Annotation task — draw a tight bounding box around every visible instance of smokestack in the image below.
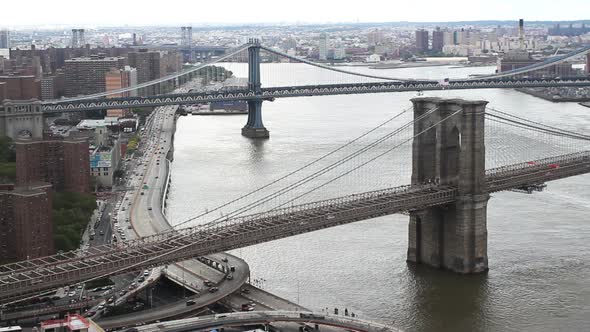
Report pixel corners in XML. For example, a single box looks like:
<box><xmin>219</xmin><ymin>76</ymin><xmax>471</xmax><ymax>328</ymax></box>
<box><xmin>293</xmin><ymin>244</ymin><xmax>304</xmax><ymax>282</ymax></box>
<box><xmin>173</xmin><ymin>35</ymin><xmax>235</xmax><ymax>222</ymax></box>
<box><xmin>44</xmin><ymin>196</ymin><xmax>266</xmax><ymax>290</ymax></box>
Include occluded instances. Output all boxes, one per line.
<box><xmin>519</xmin><ymin>19</ymin><xmax>524</xmax><ymax>50</ymax></box>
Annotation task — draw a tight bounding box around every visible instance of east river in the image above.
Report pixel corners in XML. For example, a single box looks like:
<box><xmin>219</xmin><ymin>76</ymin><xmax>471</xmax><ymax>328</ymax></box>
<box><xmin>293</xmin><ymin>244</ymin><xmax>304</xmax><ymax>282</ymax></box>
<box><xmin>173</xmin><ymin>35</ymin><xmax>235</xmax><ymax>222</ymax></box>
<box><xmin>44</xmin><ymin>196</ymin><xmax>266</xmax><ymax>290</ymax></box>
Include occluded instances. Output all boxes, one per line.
<box><xmin>167</xmin><ymin>63</ymin><xmax>590</xmax><ymax>331</ymax></box>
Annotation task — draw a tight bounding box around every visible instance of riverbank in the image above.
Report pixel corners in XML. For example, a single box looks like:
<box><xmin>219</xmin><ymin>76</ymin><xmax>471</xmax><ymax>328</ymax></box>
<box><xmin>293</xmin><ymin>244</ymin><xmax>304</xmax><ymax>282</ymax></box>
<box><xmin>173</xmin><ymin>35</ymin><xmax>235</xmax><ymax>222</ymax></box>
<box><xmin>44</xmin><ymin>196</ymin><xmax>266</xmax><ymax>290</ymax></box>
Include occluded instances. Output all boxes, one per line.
<box><xmin>579</xmin><ymin>102</ymin><xmax>590</xmax><ymax>108</ymax></box>
<box><xmin>189</xmin><ymin>111</ymin><xmax>248</xmax><ymax>115</ymax></box>
<box><xmin>370</xmin><ymin>61</ymin><xmax>466</xmax><ymax>70</ymax></box>
<box><xmin>516</xmin><ymin>87</ymin><xmax>590</xmax><ymax>102</ymax></box>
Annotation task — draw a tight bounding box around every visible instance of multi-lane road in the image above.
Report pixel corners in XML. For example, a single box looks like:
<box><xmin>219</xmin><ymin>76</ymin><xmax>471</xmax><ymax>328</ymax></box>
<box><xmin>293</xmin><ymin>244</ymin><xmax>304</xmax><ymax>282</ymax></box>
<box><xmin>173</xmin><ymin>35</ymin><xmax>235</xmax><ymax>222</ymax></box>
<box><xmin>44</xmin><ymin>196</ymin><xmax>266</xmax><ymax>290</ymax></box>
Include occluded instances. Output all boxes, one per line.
<box><xmin>95</xmin><ymin>85</ymin><xmax>252</xmax><ymax>327</ymax></box>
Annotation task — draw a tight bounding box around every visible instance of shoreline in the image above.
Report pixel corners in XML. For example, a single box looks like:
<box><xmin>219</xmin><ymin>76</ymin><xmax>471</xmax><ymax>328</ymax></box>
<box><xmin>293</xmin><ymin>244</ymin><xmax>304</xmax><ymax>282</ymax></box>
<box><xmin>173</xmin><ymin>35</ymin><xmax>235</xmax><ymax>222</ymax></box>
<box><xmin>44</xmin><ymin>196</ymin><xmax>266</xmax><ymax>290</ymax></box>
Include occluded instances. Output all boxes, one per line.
<box><xmin>515</xmin><ymin>88</ymin><xmax>590</xmax><ymax>103</ymax></box>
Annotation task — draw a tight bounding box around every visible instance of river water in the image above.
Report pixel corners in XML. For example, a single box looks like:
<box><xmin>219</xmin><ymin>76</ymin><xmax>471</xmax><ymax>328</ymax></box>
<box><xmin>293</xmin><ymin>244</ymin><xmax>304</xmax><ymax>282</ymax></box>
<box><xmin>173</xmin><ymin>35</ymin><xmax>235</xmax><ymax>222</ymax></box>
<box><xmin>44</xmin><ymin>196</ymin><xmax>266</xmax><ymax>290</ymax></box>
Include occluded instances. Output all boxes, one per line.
<box><xmin>167</xmin><ymin>64</ymin><xmax>590</xmax><ymax>332</ymax></box>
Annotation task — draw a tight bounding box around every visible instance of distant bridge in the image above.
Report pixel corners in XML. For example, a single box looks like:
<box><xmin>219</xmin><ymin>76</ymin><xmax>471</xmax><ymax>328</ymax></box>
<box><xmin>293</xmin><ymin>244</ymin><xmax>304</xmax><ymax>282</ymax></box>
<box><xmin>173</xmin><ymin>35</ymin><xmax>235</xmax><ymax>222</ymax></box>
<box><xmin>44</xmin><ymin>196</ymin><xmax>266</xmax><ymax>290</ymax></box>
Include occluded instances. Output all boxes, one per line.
<box><xmin>3</xmin><ymin>40</ymin><xmax>589</xmax><ymax>139</ymax></box>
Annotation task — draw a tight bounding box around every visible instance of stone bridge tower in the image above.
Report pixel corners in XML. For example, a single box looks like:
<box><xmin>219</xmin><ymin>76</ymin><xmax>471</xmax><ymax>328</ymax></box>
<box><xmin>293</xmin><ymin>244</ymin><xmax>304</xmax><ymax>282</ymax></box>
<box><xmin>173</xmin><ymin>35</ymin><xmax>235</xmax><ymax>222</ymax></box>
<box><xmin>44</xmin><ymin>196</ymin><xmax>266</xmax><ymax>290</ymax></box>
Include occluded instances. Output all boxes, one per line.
<box><xmin>407</xmin><ymin>97</ymin><xmax>489</xmax><ymax>274</ymax></box>
<box><xmin>0</xmin><ymin>100</ymin><xmax>44</xmax><ymax>139</ymax></box>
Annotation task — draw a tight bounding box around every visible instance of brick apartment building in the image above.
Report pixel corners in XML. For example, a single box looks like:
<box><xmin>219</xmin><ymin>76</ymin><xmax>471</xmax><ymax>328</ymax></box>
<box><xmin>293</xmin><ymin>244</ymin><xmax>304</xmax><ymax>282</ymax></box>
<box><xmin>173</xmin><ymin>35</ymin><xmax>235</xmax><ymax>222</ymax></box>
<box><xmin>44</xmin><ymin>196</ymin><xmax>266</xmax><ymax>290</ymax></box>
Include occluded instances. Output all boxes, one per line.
<box><xmin>16</xmin><ymin>136</ymin><xmax>90</xmax><ymax>193</ymax></box>
<box><xmin>0</xmin><ymin>75</ymin><xmax>41</xmax><ymax>100</ymax></box>
<box><xmin>0</xmin><ymin>183</ymin><xmax>53</xmax><ymax>262</ymax></box>
<box><xmin>64</xmin><ymin>55</ymin><xmax>126</xmax><ymax>97</ymax></box>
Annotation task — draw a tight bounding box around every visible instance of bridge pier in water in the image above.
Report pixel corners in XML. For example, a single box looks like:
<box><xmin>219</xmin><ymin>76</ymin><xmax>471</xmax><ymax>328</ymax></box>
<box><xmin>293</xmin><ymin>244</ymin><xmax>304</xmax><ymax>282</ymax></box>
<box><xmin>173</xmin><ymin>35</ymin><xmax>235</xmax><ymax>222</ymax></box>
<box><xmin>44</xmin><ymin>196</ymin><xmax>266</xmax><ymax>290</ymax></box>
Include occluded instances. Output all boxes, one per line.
<box><xmin>242</xmin><ymin>99</ymin><xmax>269</xmax><ymax>138</ymax></box>
<box><xmin>241</xmin><ymin>39</ymin><xmax>270</xmax><ymax>139</ymax></box>
<box><xmin>407</xmin><ymin>97</ymin><xmax>490</xmax><ymax>274</ymax></box>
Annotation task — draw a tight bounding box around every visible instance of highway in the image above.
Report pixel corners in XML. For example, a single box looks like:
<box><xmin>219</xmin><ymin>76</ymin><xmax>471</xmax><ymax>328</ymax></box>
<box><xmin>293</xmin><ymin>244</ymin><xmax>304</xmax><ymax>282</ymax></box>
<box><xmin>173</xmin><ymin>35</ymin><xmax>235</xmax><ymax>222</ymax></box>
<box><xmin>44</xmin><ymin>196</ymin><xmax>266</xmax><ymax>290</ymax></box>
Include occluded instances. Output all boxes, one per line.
<box><xmin>95</xmin><ymin>82</ymin><xmax>251</xmax><ymax>328</ymax></box>
<box><xmin>133</xmin><ymin>311</ymin><xmax>401</xmax><ymax>332</ymax></box>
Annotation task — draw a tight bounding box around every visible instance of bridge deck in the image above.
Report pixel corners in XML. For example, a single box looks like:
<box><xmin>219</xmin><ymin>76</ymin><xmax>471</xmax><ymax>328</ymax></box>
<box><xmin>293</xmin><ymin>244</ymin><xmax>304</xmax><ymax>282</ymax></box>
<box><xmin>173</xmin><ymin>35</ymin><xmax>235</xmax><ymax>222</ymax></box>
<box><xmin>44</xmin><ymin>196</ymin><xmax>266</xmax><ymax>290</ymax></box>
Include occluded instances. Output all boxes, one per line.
<box><xmin>39</xmin><ymin>77</ymin><xmax>590</xmax><ymax>113</ymax></box>
<box><xmin>0</xmin><ymin>152</ymin><xmax>589</xmax><ymax>303</ymax></box>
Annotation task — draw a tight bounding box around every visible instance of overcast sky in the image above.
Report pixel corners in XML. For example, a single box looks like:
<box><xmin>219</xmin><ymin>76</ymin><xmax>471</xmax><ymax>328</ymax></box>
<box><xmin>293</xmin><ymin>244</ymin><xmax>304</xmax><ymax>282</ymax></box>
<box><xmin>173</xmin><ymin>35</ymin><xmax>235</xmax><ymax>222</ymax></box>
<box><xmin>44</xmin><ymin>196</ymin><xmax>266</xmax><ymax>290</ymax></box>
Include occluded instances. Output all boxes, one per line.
<box><xmin>2</xmin><ymin>0</ymin><xmax>590</xmax><ymax>27</ymax></box>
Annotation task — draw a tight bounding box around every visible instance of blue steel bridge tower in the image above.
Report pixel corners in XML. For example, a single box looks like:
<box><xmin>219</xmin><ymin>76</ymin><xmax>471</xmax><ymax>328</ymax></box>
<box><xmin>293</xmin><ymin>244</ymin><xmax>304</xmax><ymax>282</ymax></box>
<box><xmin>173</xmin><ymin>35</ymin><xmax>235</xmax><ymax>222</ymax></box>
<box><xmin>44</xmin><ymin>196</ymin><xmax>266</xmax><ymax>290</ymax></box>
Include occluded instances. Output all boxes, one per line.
<box><xmin>242</xmin><ymin>38</ymin><xmax>270</xmax><ymax>138</ymax></box>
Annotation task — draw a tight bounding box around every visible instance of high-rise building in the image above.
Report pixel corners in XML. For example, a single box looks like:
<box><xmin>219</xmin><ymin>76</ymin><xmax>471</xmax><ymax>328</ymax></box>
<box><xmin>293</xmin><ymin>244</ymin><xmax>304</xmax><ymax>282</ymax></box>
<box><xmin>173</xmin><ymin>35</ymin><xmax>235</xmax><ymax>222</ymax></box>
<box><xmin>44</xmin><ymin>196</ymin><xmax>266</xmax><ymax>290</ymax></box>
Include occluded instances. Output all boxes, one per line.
<box><xmin>0</xmin><ymin>183</ymin><xmax>53</xmax><ymax>262</ymax></box>
<box><xmin>0</xmin><ymin>75</ymin><xmax>41</xmax><ymax>100</ymax></box>
<box><xmin>128</xmin><ymin>49</ymin><xmax>161</xmax><ymax>96</ymax></box>
<box><xmin>455</xmin><ymin>29</ymin><xmax>468</xmax><ymax>45</ymax></box>
<box><xmin>586</xmin><ymin>53</ymin><xmax>590</xmax><ymax>75</ymax></box>
<box><xmin>432</xmin><ymin>27</ymin><xmax>444</xmax><ymax>53</ymax></box>
<box><xmin>443</xmin><ymin>30</ymin><xmax>454</xmax><ymax>46</ymax></box>
<box><xmin>40</xmin><ymin>71</ymin><xmax>65</xmax><ymax>100</ymax></box>
<box><xmin>319</xmin><ymin>33</ymin><xmax>328</xmax><ymax>61</ymax></box>
<box><xmin>105</xmin><ymin>66</ymin><xmax>137</xmax><ymax>117</ymax></box>
<box><xmin>415</xmin><ymin>29</ymin><xmax>429</xmax><ymax>53</ymax></box>
<box><xmin>105</xmin><ymin>66</ymin><xmax>137</xmax><ymax>98</ymax></box>
<box><xmin>16</xmin><ymin>137</ymin><xmax>90</xmax><ymax>193</ymax></box>
<box><xmin>367</xmin><ymin>29</ymin><xmax>384</xmax><ymax>46</ymax></box>
<box><xmin>64</xmin><ymin>55</ymin><xmax>125</xmax><ymax>97</ymax></box>
<box><xmin>0</xmin><ymin>30</ymin><xmax>10</xmax><ymax>49</ymax></box>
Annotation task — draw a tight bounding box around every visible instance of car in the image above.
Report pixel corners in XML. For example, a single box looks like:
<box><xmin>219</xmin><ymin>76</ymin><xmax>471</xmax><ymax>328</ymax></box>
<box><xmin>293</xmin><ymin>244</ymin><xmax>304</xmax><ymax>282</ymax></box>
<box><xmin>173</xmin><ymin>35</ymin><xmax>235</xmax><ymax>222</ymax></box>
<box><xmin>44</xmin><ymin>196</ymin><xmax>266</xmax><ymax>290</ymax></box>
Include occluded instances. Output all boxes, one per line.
<box><xmin>137</xmin><ymin>277</ymin><xmax>145</xmax><ymax>283</ymax></box>
<box><xmin>226</xmin><ymin>275</ymin><xmax>233</xmax><ymax>280</ymax></box>
<box><xmin>119</xmin><ymin>290</ymin><xmax>127</xmax><ymax>296</ymax></box>
<box><xmin>241</xmin><ymin>288</ymin><xmax>250</xmax><ymax>294</ymax></box>
<box><xmin>186</xmin><ymin>300</ymin><xmax>196</xmax><ymax>306</ymax></box>
<box><xmin>147</xmin><ymin>207</ymin><xmax>152</xmax><ymax>211</ymax></box>
<box><xmin>143</xmin><ymin>270</ymin><xmax>150</xmax><ymax>277</ymax></box>
<box><xmin>68</xmin><ymin>291</ymin><xmax>76</xmax><ymax>297</ymax></box>
<box><xmin>208</xmin><ymin>287</ymin><xmax>219</xmax><ymax>293</ymax></box>
<box><xmin>128</xmin><ymin>225</ymin><xmax>133</xmax><ymax>229</ymax></box>
<box><xmin>99</xmin><ymin>231</ymin><xmax>104</xmax><ymax>236</ymax></box>
<box><xmin>221</xmin><ymin>257</ymin><xmax>228</xmax><ymax>263</ymax></box>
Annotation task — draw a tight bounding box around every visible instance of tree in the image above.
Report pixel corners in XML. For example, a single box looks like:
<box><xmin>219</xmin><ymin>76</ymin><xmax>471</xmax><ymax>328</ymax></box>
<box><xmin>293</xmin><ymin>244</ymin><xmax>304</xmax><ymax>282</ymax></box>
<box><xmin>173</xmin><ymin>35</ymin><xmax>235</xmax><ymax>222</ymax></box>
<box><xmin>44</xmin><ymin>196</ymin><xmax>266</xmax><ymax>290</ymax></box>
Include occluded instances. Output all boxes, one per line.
<box><xmin>0</xmin><ymin>136</ymin><xmax>16</xmax><ymax>162</ymax></box>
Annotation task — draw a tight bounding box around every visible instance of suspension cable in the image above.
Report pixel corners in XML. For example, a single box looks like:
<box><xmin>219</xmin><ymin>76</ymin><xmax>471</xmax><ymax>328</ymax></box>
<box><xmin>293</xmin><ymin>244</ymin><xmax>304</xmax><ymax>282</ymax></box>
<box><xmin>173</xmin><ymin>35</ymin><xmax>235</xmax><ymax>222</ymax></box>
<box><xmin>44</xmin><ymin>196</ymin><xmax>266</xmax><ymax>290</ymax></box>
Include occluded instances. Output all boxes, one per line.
<box><xmin>45</xmin><ymin>45</ymin><xmax>250</xmax><ymax>103</ymax></box>
<box><xmin>179</xmin><ymin>107</ymin><xmax>439</xmax><ymax>229</ymax></box>
<box><xmin>273</xmin><ymin>109</ymin><xmax>463</xmax><ymax>209</ymax></box>
<box><xmin>172</xmin><ymin>106</ymin><xmax>414</xmax><ymax>229</ymax></box>
<box><xmin>486</xmin><ymin>113</ymin><xmax>590</xmax><ymax>141</ymax></box>
<box><xmin>487</xmin><ymin>107</ymin><xmax>590</xmax><ymax>140</ymax></box>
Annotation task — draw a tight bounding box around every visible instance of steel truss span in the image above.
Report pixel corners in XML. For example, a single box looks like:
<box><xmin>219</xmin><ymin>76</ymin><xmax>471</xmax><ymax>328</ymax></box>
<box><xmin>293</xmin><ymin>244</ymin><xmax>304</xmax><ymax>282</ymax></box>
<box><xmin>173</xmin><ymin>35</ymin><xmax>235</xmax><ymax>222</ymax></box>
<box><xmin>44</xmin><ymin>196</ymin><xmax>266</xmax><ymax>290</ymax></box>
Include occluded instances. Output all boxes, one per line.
<box><xmin>40</xmin><ymin>77</ymin><xmax>590</xmax><ymax>113</ymax></box>
<box><xmin>1</xmin><ymin>152</ymin><xmax>589</xmax><ymax>304</ymax></box>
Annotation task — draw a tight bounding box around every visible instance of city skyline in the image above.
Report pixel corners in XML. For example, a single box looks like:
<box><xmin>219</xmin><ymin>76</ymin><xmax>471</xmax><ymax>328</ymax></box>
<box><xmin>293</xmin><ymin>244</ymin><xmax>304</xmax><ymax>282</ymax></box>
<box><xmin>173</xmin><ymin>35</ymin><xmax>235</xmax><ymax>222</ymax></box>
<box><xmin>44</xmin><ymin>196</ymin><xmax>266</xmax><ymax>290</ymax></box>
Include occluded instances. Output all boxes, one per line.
<box><xmin>1</xmin><ymin>0</ymin><xmax>590</xmax><ymax>27</ymax></box>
